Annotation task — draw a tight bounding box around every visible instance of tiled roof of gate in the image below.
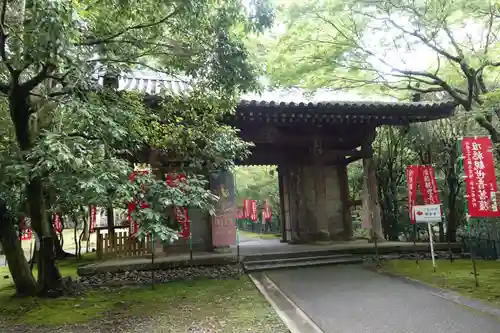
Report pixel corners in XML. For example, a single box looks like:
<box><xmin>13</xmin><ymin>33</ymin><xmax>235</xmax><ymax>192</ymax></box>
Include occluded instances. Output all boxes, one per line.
<box><xmin>100</xmin><ymin>70</ymin><xmax>457</xmax><ymax>117</ymax></box>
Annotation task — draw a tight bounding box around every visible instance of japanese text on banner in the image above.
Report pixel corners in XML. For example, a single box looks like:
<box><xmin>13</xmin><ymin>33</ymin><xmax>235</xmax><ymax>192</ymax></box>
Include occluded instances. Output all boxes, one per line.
<box><xmin>419</xmin><ymin>165</ymin><xmax>440</xmax><ymax>205</ymax></box>
<box><xmin>406</xmin><ymin>165</ymin><xmax>419</xmax><ymax>224</ymax></box>
<box><xmin>461</xmin><ymin>137</ymin><xmax>500</xmax><ymax>217</ymax></box>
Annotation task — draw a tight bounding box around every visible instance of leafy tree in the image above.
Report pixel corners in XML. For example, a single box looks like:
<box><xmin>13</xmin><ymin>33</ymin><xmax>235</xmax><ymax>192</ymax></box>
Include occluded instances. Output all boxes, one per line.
<box><xmin>266</xmin><ymin>0</ymin><xmax>500</xmax><ymax>141</ymax></box>
<box><xmin>0</xmin><ymin>0</ymin><xmax>273</xmax><ymax>296</ymax></box>
<box><xmin>373</xmin><ymin>127</ymin><xmax>416</xmax><ymax>240</ymax></box>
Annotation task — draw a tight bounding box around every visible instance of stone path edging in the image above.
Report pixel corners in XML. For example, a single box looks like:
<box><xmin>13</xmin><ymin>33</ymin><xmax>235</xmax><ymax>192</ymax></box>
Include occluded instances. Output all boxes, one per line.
<box><xmin>370</xmin><ymin>266</ymin><xmax>500</xmax><ymax>319</ymax></box>
<box><xmin>249</xmin><ymin>272</ymin><xmax>324</xmax><ymax>333</ymax></box>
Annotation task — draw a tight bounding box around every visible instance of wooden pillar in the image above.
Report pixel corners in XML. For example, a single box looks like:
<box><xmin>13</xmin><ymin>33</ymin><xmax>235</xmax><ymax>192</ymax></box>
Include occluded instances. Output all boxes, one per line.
<box><xmin>313</xmin><ymin>136</ymin><xmax>327</xmax><ymax>238</ymax></box>
<box><xmin>362</xmin><ymin>156</ymin><xmax>383</xmax><ymax>240</ymax></box>
<box><xmin>337</xmin><ymin>163</ymin><xmax>353</xmax><ymax>240</ymax></box>
<box><xmin>288</xmin><ymin>165</ymin><xmax>303</xmax><ymax>242</ymax></box>
<box><xmin>277</xmin><ymin>166</ymin><xmax>288</xmax><ymax>242</ymax></box>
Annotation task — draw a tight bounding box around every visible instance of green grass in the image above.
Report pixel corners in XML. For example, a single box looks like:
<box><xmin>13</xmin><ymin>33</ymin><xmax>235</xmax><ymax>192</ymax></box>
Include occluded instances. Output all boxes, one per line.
<box><xmin>240</xmin><ymin>231</ymin><xmax>280</xmax><ymax>240</ymax></box>
<box><xmin>0</xmin><ymin>255</ymin><xmax>286</xmax><ymax>331</ymax></box>
<box><xmin>20</xmin><ymin>229</ymin><xmax>97</xmax><ymax>252</ymax></box>
<box><xmin>0</xmin><ymin>253</ymin><xmax>97</xmax><ymax>291</ymax></box>
<box><xmin>383</xmin><ymin>259</ymin><xmax>500</xmax><ymax>307</ymax></box>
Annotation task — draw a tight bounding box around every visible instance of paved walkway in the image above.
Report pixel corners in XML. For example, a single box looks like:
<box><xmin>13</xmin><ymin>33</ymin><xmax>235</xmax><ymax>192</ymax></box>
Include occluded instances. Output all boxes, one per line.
<box><xmin>266</xmin><ymin>265</ymin><xmax>500</xmax><ymax>333</ymax></box>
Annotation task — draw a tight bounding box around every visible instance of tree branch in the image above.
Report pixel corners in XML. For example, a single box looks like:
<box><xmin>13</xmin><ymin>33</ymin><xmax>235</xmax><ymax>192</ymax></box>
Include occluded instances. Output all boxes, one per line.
<box><xmin>0</xmin><ymin>0</ymin><xmax>14</xmax><ymax>76</ymax></box>
<box><xmin>78</xmin><ymin>6</ymin><xmax>182</xmax><ymax>46</ymax></box>
<box><xmin>21</xmin><ymin>63</ymin><xmax>56</xmax><ymax>93</ymax></box>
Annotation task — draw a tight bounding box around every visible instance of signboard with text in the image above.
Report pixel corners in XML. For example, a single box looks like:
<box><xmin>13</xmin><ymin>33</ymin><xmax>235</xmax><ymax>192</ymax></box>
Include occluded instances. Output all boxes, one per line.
<box><xmin>413</xmin><ymin>204</ymin><xmax>442</xmax><ymax>223</ymax></box>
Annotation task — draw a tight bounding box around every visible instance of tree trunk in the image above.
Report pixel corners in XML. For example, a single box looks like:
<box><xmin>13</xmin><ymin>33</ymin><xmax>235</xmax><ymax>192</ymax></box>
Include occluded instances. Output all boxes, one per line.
<box><xmin>107</xmin><ymin>206</ymin><xmax>115</xmax><ymax>245</ymax></box>
<box><xmin>0</xmin><ymin>198</ymin><xmax>37</xmax><ymax>296</ymax></box>
<box><xmin>446</xmin><ymin>147</ymin><xmax>459</xmax><ymax>243</ymax></box>
<box><xmin>51</xmin><ymin>216</ymin><xmax>74</xmax><ymax>259</ymax></box>
<box><xmin>26</xmin><ymin>178</ymin><xmax>63</xmax><ymax>296</ymax></box>
<box><xmin>9</xmin><ymin>75</ymin><xmax>63</xmax><ymax>297</ymax></box>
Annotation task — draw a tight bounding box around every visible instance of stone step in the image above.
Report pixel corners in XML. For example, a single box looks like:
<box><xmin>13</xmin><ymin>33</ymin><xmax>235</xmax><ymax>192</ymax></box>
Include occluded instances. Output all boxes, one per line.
<box><xmin>244</xmin><ymin>255</ymin><xmax>363</xmax><ymax>273</ymax></box>
<box><xmin>243</xmin><ymin>249</ymin><xmax>352</xmax><ymax>262</ymax></box>
<box><xmin>244</xmin><ymin>254</ymin><xmax>353</xmax><ymax>266</ymax></box>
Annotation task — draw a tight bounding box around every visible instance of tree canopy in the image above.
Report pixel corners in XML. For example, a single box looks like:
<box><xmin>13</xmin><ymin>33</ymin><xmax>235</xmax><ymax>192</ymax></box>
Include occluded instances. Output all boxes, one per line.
<box><xmin>0</xmin><ymin>0</ymin><xmax>274</xmax><ymax>296</ymax></box>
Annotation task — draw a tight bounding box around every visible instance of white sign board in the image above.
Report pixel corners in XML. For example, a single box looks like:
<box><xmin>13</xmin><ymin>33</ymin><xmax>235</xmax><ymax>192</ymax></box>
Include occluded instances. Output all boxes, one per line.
<box><xmin>413</xmin><ymin>204</ymin><xmax>442</xmax><ymax>223</ymax></box>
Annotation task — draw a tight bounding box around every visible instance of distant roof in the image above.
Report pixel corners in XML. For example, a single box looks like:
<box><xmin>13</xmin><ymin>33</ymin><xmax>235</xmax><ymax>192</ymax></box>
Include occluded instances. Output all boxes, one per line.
<box><xmin>100</xmin><ymin>70</ymin><xmax>457</xmax><ymax>123</ymax></box>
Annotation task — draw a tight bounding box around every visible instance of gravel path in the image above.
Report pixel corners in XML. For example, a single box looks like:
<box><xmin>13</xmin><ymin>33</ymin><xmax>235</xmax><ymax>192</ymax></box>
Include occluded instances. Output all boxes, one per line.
<box><xmin>267</xmin><ymin>265</ymin><xmax>500</xmax><ymax>333</ymax></box>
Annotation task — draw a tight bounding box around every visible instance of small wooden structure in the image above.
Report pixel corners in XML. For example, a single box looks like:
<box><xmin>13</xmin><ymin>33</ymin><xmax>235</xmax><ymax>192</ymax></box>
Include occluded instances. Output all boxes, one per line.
<box><xmin>95</xmin><ymin>226</ymin><xmax>151</xmax><ymax>260</ymax></box>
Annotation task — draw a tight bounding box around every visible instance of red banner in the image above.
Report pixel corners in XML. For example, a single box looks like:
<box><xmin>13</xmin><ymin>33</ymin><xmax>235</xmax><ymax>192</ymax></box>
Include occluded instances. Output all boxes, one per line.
<box><xmin>406</xmin><ymin>166</ymin><xmax>419</xmax><ymax>224</ymax></box>
<box><xmin>21</xmin><ymin>228</ymin><xmax>32</xmax><ymax>241</ymax></box>
<box><xmin>52</xmin><ymin>214</ymin><xmax>62</xmax><ymax>233</ymax></box>
<box><xmin>462</xmin><ymin>137</ymin><xmax>500</xmax><ymax>217</ymax></box>
<box><xmin>249</xmin><ymin>200</ymin><xmax>258</xmax><ymax>222</ymax></box>
<box><xmin>262</xmin><ymin>200</ymin><xmax>272</xmax><ymax>222</ymax></box>
<box><xmin>89</xmin><ymin>205</ymin><xmax>97</xmax><ymax>233</ymax></box>
<box><xmin>236</xmin><ymin>206</ymin><xmax>244</xmax><ymax>219</ymax></box>
<box><xmin>243</xmin><ymin>199</ymin><xmax>251</xmax><ymax>219</ymax></box>
<box><xmin>406</xmin><ymin>165</ymin><xmax>441</xmax><ymax>224</ymax></box>
<box><xmin>419</xmin><ymin>165</ymin><xmax>440</xmax><ymax>205</ymax></box>
<box><xmin>166</xmin><ymin>173</ymin><xmax>190</xmax><ymax>240</ymax></box>
<box><xmin>128</xmin><ymin>170</ymin><xmax>149</xmax><ymax>237</ymax></box>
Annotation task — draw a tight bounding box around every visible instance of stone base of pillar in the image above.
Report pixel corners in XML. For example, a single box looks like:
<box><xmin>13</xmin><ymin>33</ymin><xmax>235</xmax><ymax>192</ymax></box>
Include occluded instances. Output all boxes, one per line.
<box><xmin>367</xmin><ymin>237</ymin><xmax>385</xmax><ymax>243</ymax></box>
<box><xmin>328</xmin><ymin>232</ymin><xmax>347</xmax><ymax>241</ymax></box>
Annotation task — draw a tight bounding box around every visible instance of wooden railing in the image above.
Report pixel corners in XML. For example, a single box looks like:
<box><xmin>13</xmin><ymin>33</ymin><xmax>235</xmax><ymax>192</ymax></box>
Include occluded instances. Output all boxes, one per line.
<box><xmin>96</xmin><ymin>227</ymin><xmax>151</xmax><ymax>260</ymax></box>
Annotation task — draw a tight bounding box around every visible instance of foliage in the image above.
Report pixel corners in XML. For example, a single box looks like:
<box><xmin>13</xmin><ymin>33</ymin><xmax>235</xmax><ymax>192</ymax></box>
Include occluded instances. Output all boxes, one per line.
<box><xmin>0</xmin><ymin>0</ymin><xmax>275</xmax><ymax>295</ymax></box>
<box><xmin>373</xmin><ymin>126</ymin><xmax>416</xmax><ymax>240</ymax></box>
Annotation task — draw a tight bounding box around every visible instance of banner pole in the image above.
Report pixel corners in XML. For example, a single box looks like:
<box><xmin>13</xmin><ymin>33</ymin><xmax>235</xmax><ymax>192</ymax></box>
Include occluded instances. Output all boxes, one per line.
<box><xmin>459</xmin><ymin>138</ymin><xmax>479</xmax><ymax>287</ymax></box>
<box><xmin>412</xmin><ymin>223</ymin><xmax>419</xmax><ymax>265</ymax></box>
<box><xmin>151</xmin><ymin>232</ymin><xmax>155</xmax><ymax>290</ymax></box>
<box><xmin>441</xmin><ymin>203</ymin><xmax>453</xmax><ymax>264</ymax></box>
<box><xmin>234</xmin><ymin>170</ymin><xmax>240</xmax><ymax>277</ymax></box>
<box><xmin>469</xmin><ymin>218</ymin><xmax>480</xmax><ymax>287</ymax></box>
<box><xmin>189</xmin><ymin>230</ymin><xmax>193</xmax><ymax>262</ymax></box>
<box><xmin>237</xmin><ymin>223</ymin><xmax>240</xmax><ymax>276</ymax></box>
<box><xmin>427</xmin><ymin>222</ymin><xmax>436</xmax><ymax>272</ymax></box>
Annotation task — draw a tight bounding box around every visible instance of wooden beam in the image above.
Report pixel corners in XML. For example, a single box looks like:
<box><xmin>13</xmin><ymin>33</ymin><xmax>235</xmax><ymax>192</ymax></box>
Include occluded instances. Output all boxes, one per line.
<box><xmin>344</xmin><ymin>155</ymin><xmax>363</xmax><ymax>164</ymax></box>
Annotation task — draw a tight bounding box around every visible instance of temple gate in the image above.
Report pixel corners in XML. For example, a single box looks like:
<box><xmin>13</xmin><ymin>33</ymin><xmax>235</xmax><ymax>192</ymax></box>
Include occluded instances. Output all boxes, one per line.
<box><xmin>228</xmin><ymin>99</ymin><xmax>456</xmax><ymax>243</ymax></box>
<box><xmin>107</xmin><ymin>71</ymin><xmax>457</xmax><ymax>250</ymax></box>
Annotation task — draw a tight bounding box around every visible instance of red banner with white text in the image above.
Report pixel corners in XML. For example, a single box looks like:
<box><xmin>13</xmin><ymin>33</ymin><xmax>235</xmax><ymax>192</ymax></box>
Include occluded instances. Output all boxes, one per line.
<box><xmin>52</xmin><ymin>214</ymin><xmax>63</xmax><ymax>233</ymax></box>
<box><xmin>128</xmin><ymin>170</ymin><xmax>150</xmax><ymax>237</ymax></box>
<box><xmin>406</xmin><ymin>165</ymin><xmax>440</xmax><ymax>224</ymax></box>
<box><xmin>406</xmin><ymin>166</ymin><xmax>419</xmax><ymax>224</ymax></box>
<box><xmin>419</xmin><ymin>165</ymin><xmax>441</xmax><ymax>205</ymax></box>
<box><xmin>243</xmin><ymin>199</ymin><xmax>251</xmax><ymax>219</ymax></box>
<box><xmin>166</xmin><ymin>173</ymin><xmax>190</xmax><ymax>240</ymax></box>
<box><xmin>21</xmin><ymin>228</ymin><xmax>32</xmax><ymax>241</ymax></box>
<box><xmin>19</xmin><ymin>216</ymin><xmax>32</xmax><ymax>240</ymax></box>
<box><xmin>461</xmin><ymin>137</ymin><xmax>500</xmax><ymax>217</ymax></box>
<box><xmin>89</xmin><ymin>205</ymin><xmax>97</xmax><ymax>233</ymax></box>
<box><xmin>262</xmin><ymin>200</ymin><xmax>272</xmax><ymax>222</ymax></box>
<box><xmin>249</xmin><ymin>200</ymin><xmax>258</xmax><ymax>222</ymax></box>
